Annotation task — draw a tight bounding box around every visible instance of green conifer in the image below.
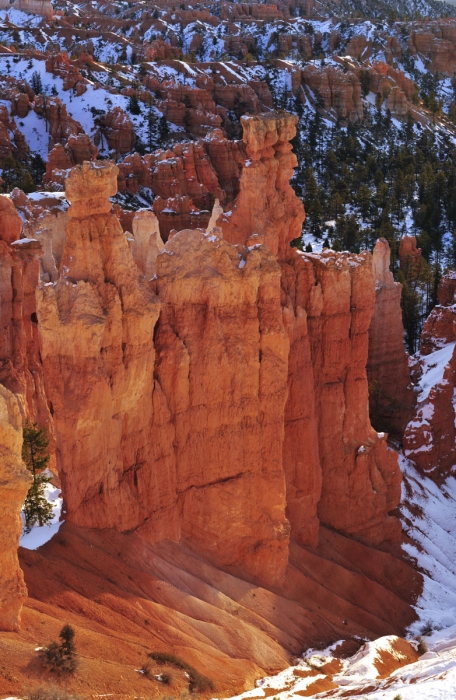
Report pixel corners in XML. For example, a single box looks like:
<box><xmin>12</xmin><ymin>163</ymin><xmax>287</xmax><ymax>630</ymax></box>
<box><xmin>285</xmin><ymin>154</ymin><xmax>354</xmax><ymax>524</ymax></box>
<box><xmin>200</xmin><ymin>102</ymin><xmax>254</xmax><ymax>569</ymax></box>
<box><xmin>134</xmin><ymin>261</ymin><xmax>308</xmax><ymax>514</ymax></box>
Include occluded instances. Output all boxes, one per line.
<box><xmin>22</xmin><ymin>422</ymin><xmax>53</xmax><ymax>532</ymax></box>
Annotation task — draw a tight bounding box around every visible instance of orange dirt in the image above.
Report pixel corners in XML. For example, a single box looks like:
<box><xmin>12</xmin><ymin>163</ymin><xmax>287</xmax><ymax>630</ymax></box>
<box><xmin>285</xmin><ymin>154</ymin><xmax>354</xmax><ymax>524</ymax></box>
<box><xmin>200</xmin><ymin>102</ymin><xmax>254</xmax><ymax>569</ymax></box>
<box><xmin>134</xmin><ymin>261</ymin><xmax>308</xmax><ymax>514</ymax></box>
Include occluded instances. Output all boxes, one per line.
<box><xmin>0</xmin><ymin>523</ymin><xmax>421</xmax><ymax>698</ymax></box>
<box><xmin>374</xmin><ymin>637</ymin><xmax>419</xmax><ymax>678</ymax></box>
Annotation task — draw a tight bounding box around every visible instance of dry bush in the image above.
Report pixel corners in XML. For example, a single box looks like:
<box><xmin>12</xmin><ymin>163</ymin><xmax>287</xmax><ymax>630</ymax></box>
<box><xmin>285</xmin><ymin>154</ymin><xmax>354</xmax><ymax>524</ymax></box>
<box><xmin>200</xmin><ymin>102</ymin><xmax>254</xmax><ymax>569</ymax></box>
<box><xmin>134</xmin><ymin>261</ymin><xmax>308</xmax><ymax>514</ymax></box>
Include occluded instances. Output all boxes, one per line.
<box><xmin>148</xmin><ymin>652</ymin><xmax>214</xmax><ymax>693</ymax></box>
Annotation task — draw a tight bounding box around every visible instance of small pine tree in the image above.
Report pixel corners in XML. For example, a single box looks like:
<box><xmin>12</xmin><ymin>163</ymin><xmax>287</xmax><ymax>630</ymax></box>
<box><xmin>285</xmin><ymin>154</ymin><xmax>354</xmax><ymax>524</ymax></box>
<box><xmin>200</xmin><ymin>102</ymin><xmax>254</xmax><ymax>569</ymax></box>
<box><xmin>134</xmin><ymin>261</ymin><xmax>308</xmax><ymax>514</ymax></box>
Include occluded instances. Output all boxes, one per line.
<box><xmin>159</xmin><ymin>114</ymin><xmax>169</xmax><ymax>141</ymax></box>
<box><xmin>30</xmin><ymin>71</ymin><xmax>43</xmax><ymax>95</ymax></box>
<box><xmin>128</xmin><ymin>94</ymin><xmax>141</xmax><ymax>115</ymax></box>
<box><xmin>41</xmin><ymin>623</ymin><xmax>78</xmax><ymax>674</ymax></box>
<box><xmin>22</xmin><ymin>422</ymin><xmax>53</xmax><ymax>532</ymax></box>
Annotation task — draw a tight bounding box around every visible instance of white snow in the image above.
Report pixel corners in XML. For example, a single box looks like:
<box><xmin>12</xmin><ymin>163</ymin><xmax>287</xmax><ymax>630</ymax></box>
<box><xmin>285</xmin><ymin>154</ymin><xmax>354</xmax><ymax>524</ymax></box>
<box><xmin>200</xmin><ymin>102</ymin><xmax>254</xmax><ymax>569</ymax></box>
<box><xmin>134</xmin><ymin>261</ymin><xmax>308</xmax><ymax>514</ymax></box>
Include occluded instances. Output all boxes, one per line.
<box><xmin>417</xmin><ymin>343</ymin><xmax>456</xmax><ymax>403</ymax></box>
<box><xmin>20</xmin><ymin>481</ymin><xmax>63</xmax><ymax>550</ymax></box>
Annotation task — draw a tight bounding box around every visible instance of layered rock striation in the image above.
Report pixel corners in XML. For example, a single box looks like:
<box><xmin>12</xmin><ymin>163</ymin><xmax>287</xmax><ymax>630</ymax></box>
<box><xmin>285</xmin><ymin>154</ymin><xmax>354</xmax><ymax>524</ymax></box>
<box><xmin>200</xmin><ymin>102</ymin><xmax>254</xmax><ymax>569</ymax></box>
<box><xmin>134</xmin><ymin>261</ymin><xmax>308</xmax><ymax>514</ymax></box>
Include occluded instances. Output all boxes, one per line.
<box><xmin>37</xmin><ymin>162</ymin><xmax>176</xmax><ymax>537</ymax></box>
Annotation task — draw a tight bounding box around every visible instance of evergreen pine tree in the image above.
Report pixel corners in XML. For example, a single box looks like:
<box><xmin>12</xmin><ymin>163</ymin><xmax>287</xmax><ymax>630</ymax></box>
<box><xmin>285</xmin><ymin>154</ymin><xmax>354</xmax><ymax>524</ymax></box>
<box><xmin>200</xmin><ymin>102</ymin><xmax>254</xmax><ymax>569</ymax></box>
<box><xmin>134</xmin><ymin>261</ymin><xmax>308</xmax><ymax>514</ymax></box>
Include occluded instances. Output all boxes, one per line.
<box><xmin>159</xmin><ymin>114</ymin><xmax>169</xmax><ymax>141</ymax></box>
<box><xmin>22</xmin><ymin>422</ymin><xmax>53</xmax><ymax>532</ymax></box>
<box><xmin>41</xmin><ymin>623</ymin><xmax>78</xmax><ymax>674</ymax></box>
<box><xmin>128</xmin><ymin>94</ymin><xmax>141</xmax><ymax>115</ymax></box>
<box><xmin>30</xmin><ymin>71</ymin><xmax>43</xmax><ymax>95</ymax></box>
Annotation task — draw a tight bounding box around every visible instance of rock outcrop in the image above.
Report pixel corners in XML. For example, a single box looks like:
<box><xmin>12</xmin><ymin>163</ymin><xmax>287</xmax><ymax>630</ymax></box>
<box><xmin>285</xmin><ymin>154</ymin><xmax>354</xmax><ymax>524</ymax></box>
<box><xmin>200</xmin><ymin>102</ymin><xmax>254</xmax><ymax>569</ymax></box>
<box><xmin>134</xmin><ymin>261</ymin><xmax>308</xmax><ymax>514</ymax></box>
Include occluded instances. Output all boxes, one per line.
<box><xmin>301</xmin><ymin>65</ymin><xmax>363</xmax><ymax>121</ymax></box>
<box><xmin>367</xmin><ymin>239</ymin><xmax>415</xmax><ymax>436</ymax></box>
<box><xmin>129</xmin><ymin>209</ymin><xmax>164</xmax><ymax>279</ymax></box>
<box><xmin>399</xmin><ymin>235</ymin><xmax>422</xmax><ymax>275</ymax></box>
<box><xmin>281</xmin><ymin>249</ymin><xmax>402</xmax><ymax>547</ymax></box>
<box><xmin>223</xmin><ymin>113</ymin><xmax>304</xmax><ymax>260</ymax></box>
<box><xmin>420</xmin><ymin>271</ymin><xmax>456</xmax><ymax>355</ymax></box>
<box><xmin>0</xmin><ymin>384</ymin><xmax>30</xmax><ymax>631</ymax></box>
<box><xmin>153</xmin><ymin>228</ymin><xmax>290</xmax><ymax>584</ymax></box>
<box><xmin>37</xmin><ymin>162</ymin><xmax>174</xmax><ymax>537</ymax></box>
<box><xmin>403</xmin><ymin>273</ymin><xmax>456</xmax><ymax>478</ymax></box>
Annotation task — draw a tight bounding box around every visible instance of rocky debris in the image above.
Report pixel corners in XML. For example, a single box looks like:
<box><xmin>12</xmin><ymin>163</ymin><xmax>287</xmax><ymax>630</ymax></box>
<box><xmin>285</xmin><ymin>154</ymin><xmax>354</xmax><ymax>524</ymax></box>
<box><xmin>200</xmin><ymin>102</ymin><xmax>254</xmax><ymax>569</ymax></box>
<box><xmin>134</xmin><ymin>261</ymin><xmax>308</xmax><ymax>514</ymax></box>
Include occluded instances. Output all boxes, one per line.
<box><xmin>223</xmin><ymin>113</ymin><xmax>304</xmax><ymax>260</ymax></box>
<box><xmin>0</xmin><ymin>384</ymin><xmax>30</xmax><ymax>631</ymax></box>
<box><xmin>367</xmin><ymin>238</ymin><xmax>415</xmax><ymax>436</ymax></box>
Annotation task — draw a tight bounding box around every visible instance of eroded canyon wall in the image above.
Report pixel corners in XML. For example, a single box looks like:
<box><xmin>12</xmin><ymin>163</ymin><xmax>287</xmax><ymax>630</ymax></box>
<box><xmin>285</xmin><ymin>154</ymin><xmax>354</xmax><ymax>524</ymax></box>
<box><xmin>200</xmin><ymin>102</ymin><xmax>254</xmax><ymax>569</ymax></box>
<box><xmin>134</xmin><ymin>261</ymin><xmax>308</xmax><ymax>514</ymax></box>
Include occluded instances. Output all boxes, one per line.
<box><xmin>153</xmin><ymin>229</ymin><xmax>290</xmax><ymax>584</ymax></box>
<box><xmin>36</xmin><ymin>162</ymin><xmax>179</xmax><ymax>540</ymax></box>
<box><xmin>281</xmin><ymin>249</ymin><xmax>402</xmax><ymax>548</ymax></box>
<box><xmin>1</xmin><ymin>113</ymin><xmax>409</xmax><ymax>631</ymax></box>
<box><xmin>367</xmin><ymin>238</ymin><xmax>415</xmax><ymax>437</ymax></box>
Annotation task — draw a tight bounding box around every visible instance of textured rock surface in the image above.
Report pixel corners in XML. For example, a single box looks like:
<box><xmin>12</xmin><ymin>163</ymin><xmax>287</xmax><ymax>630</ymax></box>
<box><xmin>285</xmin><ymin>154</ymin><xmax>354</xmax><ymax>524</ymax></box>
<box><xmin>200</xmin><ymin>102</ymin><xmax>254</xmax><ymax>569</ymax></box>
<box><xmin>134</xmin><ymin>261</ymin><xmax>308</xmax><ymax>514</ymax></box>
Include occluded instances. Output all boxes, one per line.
<box><xmin>399</xmin><ymin>235</ymin><xmax>422</xmax><ymax>274</ymax></box>
<box><xmin>0</xmin><ymin>384</ymin><xmax>30</xmax><ymax>631</ymax></box>
<box><xmin>153</xmin><ymin>228</ymin><xmax>290</xmax><ymax>585</ymax></box>
<box><xmin>0</xmin><ymin>227</ymin><xmax>52</xmax><ymax>428</ymax></box>
<box><xmin>0</xmin><ymin>194</ymin><xmax>21</xmax><ymax>244</ymax></box>
<box><xmin>403</xmin><ymin>273</ymin><xmax>456</xmax><ymax>478</ymax></box>
<box><xmin>281</xmin><ymin>248</ymin><xmax>402</xmax><ymax>547</ymax></box>
<box><xmin>130</xmin><ymin>209</ymin><xmax>164</xmax><ymax>279</ymax></box>
<box><xmin>420</xmin><ymin>271</ymin><xmax>456</xmax><ymax>355</ymax></box>
<box><xmin>301</xmin><ymin>65</ymin><xmax>363</xmax><ymax>121</ymax></box>
<box><xmin>223</xmin><ymin>113</ymin><xmax>304</xmax><ymax>260</ymax></box>
<box><xmin>37</xmin><ymin>162</ymin><xmax>176</xmax><ymax>537</ymax></box>
<box><xmin>367</xmin><ymin>239</ymin><xmax>415</xmax><ymax>436</ymax></box>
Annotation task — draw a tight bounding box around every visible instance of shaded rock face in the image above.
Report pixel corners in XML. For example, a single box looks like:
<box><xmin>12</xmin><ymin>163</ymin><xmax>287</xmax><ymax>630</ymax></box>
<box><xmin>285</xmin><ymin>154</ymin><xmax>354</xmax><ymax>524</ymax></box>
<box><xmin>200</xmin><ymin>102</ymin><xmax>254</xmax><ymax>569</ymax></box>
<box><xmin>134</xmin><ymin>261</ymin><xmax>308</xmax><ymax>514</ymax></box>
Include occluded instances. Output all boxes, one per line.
<box><xmin>0</xmin><ymin>384</ymin><xmax>30</xmax><ymax>631</ymax></box>
<box><xmin>399</xmin><ymin>235</ymin><xmax>422</xmax><ymax>275</ymax></box>
<box><xmin>0</xmin><ymin>205</ymin><xmax>52</xmax><ymax>631</ymax></box>
<box><xmin>223</xmin><ymin>113</ymin><xmax>304</xmax><ymax>261</ymax></box>
<box><xmin>281</xmin><ymin>249</ymin><xmax>402</xmax><ymax>548</ymax></box>
<box><xmin>367</xmin><ymin>239</ymin><xmax>415</xmax><ymax>437</ymax></box>
<box><xmin>0</xmin><ymin>220</ymin><xmax>52</xmax><ymax>429</ymax></box>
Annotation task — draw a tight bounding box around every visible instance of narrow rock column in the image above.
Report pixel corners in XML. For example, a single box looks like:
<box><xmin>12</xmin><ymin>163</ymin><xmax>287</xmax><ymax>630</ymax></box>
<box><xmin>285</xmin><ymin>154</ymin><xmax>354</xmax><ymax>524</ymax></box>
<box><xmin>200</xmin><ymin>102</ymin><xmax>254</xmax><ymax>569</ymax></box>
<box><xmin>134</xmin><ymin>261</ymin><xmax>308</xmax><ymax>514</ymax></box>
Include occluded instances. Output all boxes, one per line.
<box><xmin>0</xmin><ymin>384</ymin><xmax>30</xmax><ymax>631</ymax></box>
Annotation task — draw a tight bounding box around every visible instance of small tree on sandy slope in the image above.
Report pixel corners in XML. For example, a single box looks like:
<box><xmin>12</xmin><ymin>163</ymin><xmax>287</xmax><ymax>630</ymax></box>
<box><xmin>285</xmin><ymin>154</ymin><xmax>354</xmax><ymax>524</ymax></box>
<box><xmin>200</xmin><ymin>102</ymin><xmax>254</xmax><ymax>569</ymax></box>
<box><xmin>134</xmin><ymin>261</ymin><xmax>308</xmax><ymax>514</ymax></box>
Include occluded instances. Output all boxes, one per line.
<box><xmin>22</xmin><ymin>422</ymin><xmax>53</xmax><ymax>532</ymax></box>
<box><xmin>41</xmin><ymin>624</ymin><xmax>78</xmax><ymax>674</ymax></box>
